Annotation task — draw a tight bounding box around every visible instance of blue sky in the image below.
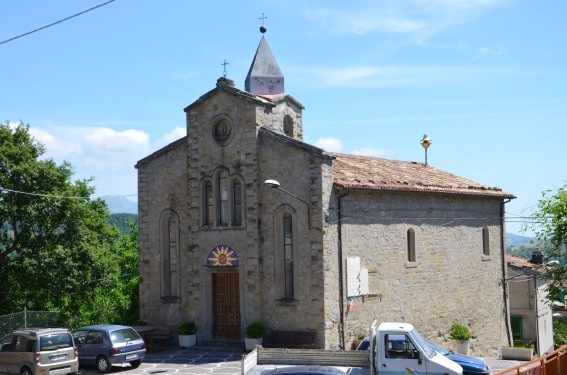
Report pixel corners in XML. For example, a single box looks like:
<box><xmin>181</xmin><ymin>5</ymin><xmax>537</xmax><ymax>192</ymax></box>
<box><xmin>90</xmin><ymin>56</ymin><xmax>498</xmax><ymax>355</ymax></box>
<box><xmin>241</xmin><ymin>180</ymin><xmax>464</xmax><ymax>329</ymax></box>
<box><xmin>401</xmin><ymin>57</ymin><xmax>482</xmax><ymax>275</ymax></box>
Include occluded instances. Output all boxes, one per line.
<box><xmin>1</xmin><ymin>0</ymin><xmax>566</xmax><ymax>236</ymax></box>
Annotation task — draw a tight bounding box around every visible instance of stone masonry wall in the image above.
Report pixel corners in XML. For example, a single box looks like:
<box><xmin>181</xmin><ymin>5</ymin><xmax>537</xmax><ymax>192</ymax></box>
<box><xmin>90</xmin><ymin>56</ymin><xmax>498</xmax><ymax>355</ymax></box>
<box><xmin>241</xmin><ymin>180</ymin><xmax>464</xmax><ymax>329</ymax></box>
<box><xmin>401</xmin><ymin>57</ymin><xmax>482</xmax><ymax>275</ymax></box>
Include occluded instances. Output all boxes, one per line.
<box><xmin>323</xmin><ymin>189</ymin><xmax>507</xmax><ymax>356</ymax></box>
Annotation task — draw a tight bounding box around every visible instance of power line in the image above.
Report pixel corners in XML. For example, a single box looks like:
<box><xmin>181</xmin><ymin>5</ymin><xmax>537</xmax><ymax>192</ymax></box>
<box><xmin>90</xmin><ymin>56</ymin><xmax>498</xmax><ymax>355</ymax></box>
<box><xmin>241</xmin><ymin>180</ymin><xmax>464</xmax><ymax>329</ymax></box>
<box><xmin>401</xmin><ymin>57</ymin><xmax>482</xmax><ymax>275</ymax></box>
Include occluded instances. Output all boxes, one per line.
<box><xmin>0</xmin><ymin>0</ymin><xmax>116</xmax><ymax>46</ymax></box>
<box><xmin>0</xmin><ymin>186</ymin><xmax>90</xmax><ymax>200</ymax></box>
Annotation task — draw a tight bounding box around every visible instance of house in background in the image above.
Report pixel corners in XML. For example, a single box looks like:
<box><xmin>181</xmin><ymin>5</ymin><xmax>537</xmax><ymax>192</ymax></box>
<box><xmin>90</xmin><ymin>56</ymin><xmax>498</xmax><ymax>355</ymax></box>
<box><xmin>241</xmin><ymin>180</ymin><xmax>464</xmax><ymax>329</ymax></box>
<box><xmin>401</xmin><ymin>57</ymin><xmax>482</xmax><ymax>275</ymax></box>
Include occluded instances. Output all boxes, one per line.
<box><xmin>507</xmin><ymin>250</ymin><xmax>555</xmax><ymax>356</ymax></box>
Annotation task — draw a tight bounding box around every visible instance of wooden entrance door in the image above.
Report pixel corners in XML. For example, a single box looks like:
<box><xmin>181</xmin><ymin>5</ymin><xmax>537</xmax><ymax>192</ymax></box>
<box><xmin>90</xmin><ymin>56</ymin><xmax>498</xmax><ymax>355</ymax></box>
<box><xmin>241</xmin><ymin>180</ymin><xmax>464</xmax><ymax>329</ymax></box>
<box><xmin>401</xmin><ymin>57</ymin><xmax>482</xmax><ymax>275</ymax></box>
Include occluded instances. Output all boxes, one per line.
<box><xmin>212</xmin><ymin>273</ymin><xmax>241</xmax><ymax>338</ymax></box>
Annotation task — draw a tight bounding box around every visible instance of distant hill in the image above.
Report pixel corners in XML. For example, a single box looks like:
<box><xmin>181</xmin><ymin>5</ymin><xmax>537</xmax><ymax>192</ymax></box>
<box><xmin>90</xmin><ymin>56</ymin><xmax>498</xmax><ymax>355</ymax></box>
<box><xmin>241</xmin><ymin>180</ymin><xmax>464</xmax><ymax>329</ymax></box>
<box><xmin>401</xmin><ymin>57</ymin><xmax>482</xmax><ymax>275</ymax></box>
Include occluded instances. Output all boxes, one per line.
<box><xmin>108</xmin><ymin>213</ymin><xmax>138</xmax><ymax>235</ymax></box>
<box><xmin>506</xmin><ymin>233</ymin><xmax>537</xmax><ymax>247</ymax></box>
<box><xmin>102</xmin><ymin>195</ymin><xmax>137</xmax><ymax>214</ymax></box>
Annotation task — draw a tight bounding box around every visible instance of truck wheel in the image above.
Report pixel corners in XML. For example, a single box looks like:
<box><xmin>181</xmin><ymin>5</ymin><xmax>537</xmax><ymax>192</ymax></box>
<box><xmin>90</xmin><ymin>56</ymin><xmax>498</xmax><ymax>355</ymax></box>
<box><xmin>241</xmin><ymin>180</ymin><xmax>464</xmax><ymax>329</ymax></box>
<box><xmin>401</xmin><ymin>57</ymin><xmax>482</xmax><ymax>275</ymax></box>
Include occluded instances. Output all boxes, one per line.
<box><xmin>21</xmin><ymin>367</ymin><xmax>33</xmax><ymax>375</ymax></box>
<box><xmin>96</xmin><ymin>356</ymin><xmax>111</xmax><ymax>373</ymax></box>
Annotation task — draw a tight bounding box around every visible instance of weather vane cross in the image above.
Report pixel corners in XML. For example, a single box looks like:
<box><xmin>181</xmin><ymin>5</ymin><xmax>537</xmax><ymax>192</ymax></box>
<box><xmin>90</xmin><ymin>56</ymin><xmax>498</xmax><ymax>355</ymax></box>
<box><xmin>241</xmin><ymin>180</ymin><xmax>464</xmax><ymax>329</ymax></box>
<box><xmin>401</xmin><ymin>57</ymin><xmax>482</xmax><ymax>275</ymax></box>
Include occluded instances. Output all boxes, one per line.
<box><xmin>221</xmin><ymin>59</ymin><xmax>229</xmax><ymax>77</ymax></box>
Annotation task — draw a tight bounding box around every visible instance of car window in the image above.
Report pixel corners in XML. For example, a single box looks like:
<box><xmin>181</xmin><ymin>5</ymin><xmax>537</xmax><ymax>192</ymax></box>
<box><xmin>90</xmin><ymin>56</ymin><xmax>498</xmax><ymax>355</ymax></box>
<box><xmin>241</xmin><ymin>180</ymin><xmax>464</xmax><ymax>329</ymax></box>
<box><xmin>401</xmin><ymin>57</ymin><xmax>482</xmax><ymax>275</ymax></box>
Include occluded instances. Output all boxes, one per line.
<box><xmin>40</xmin><ymin>333</ymin><xmax>73</xmax><ymax>350</ymax></box>
<box><xmin>72</xmin><ymin>330</ymin><xmax>88</xmax><ymax>344</ymax></box>
<box><xmin>0</xmin><ymin>335</ymin><xmax>15</xmax><ymax>352</ymax></box>
<box><xmin>85</xmin><ymin>331</ymin><xmax>104</xmax><ymax>345</ymax></box>
<box><xmin>110</xmin><ymin>328</ymin><xmax>141</xmax><ymax>343</ymax></box>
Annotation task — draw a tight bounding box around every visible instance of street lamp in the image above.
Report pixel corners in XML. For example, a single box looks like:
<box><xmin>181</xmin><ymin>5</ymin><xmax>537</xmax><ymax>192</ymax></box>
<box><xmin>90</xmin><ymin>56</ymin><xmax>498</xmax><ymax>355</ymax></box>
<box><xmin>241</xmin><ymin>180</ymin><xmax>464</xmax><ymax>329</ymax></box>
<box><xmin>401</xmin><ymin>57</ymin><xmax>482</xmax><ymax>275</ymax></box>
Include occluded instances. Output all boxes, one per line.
<box><xmin>420</xmin><ymin>134</ymin><xmax>431</xmax><ymax>166</ymax></box>
<box><xmin>264</xmin><ymin>179</ymin><xmax>311</xmax><ymax>229</ymax></box>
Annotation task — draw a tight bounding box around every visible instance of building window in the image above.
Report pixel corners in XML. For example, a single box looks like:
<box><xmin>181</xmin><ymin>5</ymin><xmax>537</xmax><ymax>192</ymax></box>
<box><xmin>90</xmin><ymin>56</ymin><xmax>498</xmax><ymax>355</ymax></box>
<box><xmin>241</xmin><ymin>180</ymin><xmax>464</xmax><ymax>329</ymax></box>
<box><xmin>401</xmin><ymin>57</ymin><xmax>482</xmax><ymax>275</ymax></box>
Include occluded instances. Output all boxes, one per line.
<box><xmin>283</xmin><ymin>115</ymin><xmax>293</xmax><ymax>137</ymax></box>
<box><xmin>201</xmin><ymin>172</ymin><xmax>245</xmax><ymax>228</ymax></box>
<box><xmin>204</xmin><ymin>181</ymin><xmax>213</xmax><ymax>225</ymax></box>
<box><xmin>233</xmin><ymin>181</ymin><xmax>242</xmax><ymax>226</ymax></box>
<box><xmin>407</xmin><ymin>228</ymin><xmax>416</xmax><ymax>263</ymax></box>
<box><xmin>218</xmin><ymin>171</ymin><xmax>228</xmax><ymax>225</ymax></box>
<box><xmin>274</xmin><ymin>206</ymin><xmax>297</xmax><ymax>301</ymax></box>
<box><xmin>160</xmin><ymin>210</ymin><xmax>179</xmax><ymax>299</ymax></box>
<box><xmin>482</xmin><ymin>226</ymin><xmax>490</xmax><ymax>256</ymax></box>
<box><xmin>283</xmin><ymin>213</ymin><xmax>294</xmax><ymax>300</ymax></box>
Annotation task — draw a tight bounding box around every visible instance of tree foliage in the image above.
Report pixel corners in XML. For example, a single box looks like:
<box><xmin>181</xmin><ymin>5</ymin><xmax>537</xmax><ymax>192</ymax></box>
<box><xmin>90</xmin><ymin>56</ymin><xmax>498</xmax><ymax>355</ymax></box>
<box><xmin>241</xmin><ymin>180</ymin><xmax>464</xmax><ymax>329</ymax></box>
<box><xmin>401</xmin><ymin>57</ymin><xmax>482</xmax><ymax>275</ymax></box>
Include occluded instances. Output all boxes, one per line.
<box><xmin>0</xmin><ymin>121</ymin><xmax>138</xmax><ymax>327</ymax></box>
<box><xmin>526</xmin><ymin>182</ymin><xmax>567</xmax><ymax>303</ymax></box>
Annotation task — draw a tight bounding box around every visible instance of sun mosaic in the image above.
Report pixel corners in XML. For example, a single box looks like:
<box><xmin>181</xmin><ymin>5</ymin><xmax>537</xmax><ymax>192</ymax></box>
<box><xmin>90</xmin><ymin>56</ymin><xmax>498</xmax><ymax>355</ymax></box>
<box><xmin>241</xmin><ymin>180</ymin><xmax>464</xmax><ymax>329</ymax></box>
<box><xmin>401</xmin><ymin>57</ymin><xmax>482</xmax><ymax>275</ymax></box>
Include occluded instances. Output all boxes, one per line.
<box><xmin>206</xmin><ymin>245</ymin><xmax>239</xmax><ymax>267</ymax></box>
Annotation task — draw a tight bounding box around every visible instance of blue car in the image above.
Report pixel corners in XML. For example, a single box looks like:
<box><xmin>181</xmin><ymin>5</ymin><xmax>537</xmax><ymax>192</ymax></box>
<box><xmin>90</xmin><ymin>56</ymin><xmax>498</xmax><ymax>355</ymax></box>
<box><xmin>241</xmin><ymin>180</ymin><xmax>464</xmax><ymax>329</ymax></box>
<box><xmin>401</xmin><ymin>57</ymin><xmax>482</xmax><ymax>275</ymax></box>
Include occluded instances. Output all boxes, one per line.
<box><xmin>357</xmin><ymin>337</ymin><xmax>490</xmax><ymax>375</ymax></box>
<box><xmin>425</xmin><ymin>340</ymin><xmax>490</xmax><ymax>375</ymax></box>
<box><xmin>72</xmin><ymin>325</ymin><xmax>146</xmax><ymax>373</ymax></box>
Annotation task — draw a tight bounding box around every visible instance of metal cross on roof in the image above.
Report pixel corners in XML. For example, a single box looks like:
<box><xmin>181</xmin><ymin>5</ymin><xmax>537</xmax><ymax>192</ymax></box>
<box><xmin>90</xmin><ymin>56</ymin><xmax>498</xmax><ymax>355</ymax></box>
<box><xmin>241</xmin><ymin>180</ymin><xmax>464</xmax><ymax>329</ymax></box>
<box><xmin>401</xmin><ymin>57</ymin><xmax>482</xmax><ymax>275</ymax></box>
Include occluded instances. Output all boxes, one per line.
<box><xmin>221</xmin><ymin>59</ymin><xmax>229</xmax><ymax>77</ymax></box>
<box><xmin>259</xmin><ymin>13</ymin><xmax>268</xmax><ymax>26</ymax></box>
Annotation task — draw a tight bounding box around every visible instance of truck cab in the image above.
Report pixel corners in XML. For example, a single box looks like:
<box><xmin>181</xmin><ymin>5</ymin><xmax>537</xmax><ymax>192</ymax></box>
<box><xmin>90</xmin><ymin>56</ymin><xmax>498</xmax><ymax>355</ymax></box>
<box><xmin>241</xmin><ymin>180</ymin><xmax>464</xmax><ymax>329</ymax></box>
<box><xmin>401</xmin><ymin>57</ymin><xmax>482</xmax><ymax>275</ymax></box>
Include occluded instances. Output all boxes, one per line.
<box><xmin>369</xmin><ymin>321</ymin><xmax>463</xmax><ymax>375</ymax></box>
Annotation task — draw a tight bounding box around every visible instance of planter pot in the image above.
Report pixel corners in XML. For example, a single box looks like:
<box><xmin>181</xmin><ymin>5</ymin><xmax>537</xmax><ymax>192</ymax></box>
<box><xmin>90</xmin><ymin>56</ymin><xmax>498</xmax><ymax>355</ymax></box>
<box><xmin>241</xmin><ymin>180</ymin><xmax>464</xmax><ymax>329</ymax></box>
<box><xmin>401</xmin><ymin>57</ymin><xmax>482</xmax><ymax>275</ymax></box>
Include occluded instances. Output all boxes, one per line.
<box><xmin>245</xmin><ymin>337</ymin><xmax>263</xmax><ymax>351</ymax></box>
<box><xmin>456</xmin><ymin>340</ymin><xmax>470</xmax><ymax>355</ymax></box>
<box><xmin>501</xmin><ymin>347</ymin><xmax>533</xmax><ymax>360</ymax></box>
<box><xmin>178</xmin><ymin>334</ymin><xmax>196</xmax><ymax>348</ymax></box>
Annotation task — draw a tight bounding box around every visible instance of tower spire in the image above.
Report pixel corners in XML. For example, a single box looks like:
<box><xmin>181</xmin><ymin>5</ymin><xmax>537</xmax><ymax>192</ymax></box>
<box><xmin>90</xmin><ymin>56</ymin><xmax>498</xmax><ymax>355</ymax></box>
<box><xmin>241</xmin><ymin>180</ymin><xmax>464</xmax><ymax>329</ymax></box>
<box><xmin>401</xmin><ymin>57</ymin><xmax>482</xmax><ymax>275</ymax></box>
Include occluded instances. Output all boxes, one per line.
<box><xmin>245</xmin><ymin>19</ymin><xmax>284</xmax><ymax>95</ymax></box>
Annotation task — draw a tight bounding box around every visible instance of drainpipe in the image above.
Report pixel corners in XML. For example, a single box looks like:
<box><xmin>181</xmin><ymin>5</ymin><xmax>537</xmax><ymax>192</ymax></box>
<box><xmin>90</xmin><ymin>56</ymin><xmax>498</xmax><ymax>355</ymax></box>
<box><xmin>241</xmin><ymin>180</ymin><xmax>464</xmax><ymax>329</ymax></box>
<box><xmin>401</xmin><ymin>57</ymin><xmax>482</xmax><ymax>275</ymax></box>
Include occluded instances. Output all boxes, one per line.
<box><xmin>501</xmin><ymin>198</ymin><xmax>513</xmax><ymax>346</ymax></box>
<box><xmin>337</xmin><ymin>189</ymin><xmax>349</xmax><ymax>350</ymax></box>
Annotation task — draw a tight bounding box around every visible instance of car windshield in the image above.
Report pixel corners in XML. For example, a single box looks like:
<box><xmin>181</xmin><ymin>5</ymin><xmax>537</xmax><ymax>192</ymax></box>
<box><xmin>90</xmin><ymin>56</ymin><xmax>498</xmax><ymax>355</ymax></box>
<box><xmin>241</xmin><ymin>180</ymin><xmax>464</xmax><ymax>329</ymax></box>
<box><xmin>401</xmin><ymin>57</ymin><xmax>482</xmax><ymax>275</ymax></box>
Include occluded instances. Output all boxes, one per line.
<box><xmin>409</xmin><ymin>328</ymin><xmax>434</xmax><ymax>358</ymax></box>
<box><xmin>40</xmin><ymin>333</ymin><xmax>73</xmax><ymax>350</ymax></box>
<box><xmin>425</xmin><ymin>339</ymin><xmax>451</xmax><ymax>356</ymax></box>
<box><xmin>110</xmin><ymin>328</ymin><xmax>141</xmax><ymax>343</ymax></box>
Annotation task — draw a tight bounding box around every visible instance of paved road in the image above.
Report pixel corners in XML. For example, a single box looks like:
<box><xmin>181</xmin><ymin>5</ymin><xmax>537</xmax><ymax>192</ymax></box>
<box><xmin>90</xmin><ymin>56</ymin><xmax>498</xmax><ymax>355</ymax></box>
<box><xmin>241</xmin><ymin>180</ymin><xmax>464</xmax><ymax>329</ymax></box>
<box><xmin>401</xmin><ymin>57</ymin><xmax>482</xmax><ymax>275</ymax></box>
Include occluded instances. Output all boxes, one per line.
<box><xmin>77</xmin><ymin>347</ymin><xmax>528</xmax><ymax>375</ymax></box>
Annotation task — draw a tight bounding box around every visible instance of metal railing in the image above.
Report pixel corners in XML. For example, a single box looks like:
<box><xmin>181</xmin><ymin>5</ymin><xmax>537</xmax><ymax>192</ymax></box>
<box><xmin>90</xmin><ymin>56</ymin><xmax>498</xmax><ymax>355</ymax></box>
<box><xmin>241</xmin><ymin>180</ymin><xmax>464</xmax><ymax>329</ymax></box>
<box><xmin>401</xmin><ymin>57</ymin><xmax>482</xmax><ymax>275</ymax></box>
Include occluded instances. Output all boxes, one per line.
<box><xmin>0</xmin><ymin>308</ymin><xmax>60</xmax><ymax>337</ymax></box>
<box><xmin>494</xmin><ymin>345</ymin><xmax>567</xmax><ymax>375</ymax></box>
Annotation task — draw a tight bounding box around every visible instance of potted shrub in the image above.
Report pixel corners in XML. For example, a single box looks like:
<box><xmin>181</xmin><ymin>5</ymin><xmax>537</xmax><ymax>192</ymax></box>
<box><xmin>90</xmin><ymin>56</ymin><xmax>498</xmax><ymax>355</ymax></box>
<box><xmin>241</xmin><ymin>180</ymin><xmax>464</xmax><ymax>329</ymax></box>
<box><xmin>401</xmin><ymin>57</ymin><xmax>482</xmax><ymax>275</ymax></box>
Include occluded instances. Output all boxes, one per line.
<box><xmin>352</xmin><ymin>330</ymin><xmax>366</xmax><ymax>350</ymax></box>
<box><xmin>177</xmin><ymin>321</ymin><xmax>197</xmax><ymax>348</ymax></box>
<box><xmin>245</xmin><ymin>321</ymin><xmax>265</xmax><ymax>351</ymax></box>
<box><xmin>449</xmin><ymin>323</ymin><xmax>472</xmax><ymax>355</ymax></box>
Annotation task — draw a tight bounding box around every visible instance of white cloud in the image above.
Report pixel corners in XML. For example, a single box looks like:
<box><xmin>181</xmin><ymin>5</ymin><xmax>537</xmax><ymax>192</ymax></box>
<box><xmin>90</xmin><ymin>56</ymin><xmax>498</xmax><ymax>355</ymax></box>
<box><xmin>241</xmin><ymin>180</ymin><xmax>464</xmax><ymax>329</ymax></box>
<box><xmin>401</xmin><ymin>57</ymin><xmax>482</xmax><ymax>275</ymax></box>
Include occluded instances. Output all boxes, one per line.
<box><xmin>155</xmin><ymin>127</ymin><xmax>186</xmax><ymax>148</ymax></box>
<box><xmin>84</xmin><ymin>128</ymin><xmax>149</xmax><ymax>153</ymax></box>
<box><xmin>351</xmin><ymin>147</ymin><xmax>388</xmax><ymax>157</ymax></box>
<box><xmin>308</xmin><ymin>65</ymin><xmax>512</xmax><ymax>88</ymax></box>
<box><xmin>304</xmin><ymin>0</ymin><xmax>511</xmax><ymax>42</ymax></box>
<box><xmin>29</xmin><ymin>128</ymin><xmax>83</xmax><ymax>158</ymax></box>
<box><xmin>314</xmin><ymin>137</ymin><xmax>342</xmax><ymax>152</ymax></box>
<box><xmin>473</xmin><ymin>46</ymin><xmax>505</xmax><ymax>60</ymax></box>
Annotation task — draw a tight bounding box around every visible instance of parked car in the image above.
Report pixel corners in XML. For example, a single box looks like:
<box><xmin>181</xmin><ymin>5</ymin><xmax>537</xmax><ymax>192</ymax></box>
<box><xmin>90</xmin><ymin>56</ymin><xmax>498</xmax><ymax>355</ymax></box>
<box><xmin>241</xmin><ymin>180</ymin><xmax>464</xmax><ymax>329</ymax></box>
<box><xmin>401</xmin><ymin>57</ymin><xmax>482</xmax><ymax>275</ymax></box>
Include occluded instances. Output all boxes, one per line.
<box><xmin>0</xmin><ymin>327</ymin><xmax>79</xmax><ymax>375</ymax></box>
<box><xmin>424</xmin><ymin>339</ymin><xmax>490</xmax><ymax>375</ymax></box>
<box><xmin>71</xmin><ymin>325</ymin><xmax>146</xmax><ymax>373</ymax></box>
<box><xmin>260</xmin><ymin>366</ymin><xmax>347</xmax><ymax>375</ymax></box>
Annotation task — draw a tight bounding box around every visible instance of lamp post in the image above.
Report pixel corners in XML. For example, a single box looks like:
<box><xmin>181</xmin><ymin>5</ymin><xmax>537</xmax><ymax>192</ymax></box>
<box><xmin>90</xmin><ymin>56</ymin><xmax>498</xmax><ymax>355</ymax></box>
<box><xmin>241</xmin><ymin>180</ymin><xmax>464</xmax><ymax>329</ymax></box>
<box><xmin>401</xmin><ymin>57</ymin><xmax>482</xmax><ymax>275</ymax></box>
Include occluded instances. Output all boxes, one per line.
<box><xmin>264</xmin><ymin>179</ymin><xmax>311</xmax><ymax>229</ymax></box>
<box><xmin>420</xmin><ymin>134</ymin><xmax>431</xmax><ymax>166</ymax></box>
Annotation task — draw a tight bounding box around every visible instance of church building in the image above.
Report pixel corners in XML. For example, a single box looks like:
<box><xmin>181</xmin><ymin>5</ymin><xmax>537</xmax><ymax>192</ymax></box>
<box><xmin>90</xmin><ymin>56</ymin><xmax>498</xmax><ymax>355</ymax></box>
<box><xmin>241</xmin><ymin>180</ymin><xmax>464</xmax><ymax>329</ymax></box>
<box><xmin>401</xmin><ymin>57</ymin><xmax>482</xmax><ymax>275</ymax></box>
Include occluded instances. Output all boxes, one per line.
<box><xmin>135</xmin><ymin>29</ymin><xmax>515</xmax><ymax>355</ymax></box>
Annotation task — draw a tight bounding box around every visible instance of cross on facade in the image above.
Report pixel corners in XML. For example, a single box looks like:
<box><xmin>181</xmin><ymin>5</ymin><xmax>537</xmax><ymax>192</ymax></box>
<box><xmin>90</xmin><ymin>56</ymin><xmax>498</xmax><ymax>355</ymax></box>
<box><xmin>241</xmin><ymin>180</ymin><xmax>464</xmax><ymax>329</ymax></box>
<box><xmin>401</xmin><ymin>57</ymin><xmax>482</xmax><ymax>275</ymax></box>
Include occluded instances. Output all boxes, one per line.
<box><xmin>221</xmin><ymin>59</ymin><xmax>229</xmax><ymax>77</ymax></box>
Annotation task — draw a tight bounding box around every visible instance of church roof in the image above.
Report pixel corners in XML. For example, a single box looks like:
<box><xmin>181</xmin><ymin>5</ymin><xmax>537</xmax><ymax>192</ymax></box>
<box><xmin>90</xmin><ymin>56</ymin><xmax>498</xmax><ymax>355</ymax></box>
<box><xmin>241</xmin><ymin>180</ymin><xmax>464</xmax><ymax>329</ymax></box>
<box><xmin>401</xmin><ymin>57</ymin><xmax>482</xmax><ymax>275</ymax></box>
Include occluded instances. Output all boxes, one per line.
<box><xmin>245</xmin><ymin>36</ymin><xmax>285</xmax><ymax>95</ymax></box>
<box><xmin>332</xmin><ymin>153</ymin><xmax>515</xmax><ymax>199</ymax></box>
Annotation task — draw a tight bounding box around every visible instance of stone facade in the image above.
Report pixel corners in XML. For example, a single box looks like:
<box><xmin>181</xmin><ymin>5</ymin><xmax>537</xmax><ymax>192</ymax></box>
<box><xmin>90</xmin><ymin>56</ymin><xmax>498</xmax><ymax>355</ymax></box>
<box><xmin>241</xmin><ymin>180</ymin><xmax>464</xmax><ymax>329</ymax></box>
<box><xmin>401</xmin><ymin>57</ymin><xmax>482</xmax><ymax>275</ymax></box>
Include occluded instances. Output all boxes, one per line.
<box><xmin>136</xmin><ymin>35</ymin><xmax>515</xmax><ymax>356</ymax></box>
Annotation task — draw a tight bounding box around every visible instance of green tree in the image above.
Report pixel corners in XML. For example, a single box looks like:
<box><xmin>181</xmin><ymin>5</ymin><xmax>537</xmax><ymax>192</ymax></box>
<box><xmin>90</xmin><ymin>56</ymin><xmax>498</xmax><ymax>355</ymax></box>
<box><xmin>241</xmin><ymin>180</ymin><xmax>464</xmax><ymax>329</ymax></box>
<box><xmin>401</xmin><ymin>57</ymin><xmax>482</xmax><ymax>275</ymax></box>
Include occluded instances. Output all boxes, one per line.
<box><xmin>526</xmin><ymin>182</ymin><xmax>567</xmax><ymax>303</ymax></box>
<box><xmin>0</xmin><ymin>121</ymin><xmax>128</xmax><ymax>326</ymax></box>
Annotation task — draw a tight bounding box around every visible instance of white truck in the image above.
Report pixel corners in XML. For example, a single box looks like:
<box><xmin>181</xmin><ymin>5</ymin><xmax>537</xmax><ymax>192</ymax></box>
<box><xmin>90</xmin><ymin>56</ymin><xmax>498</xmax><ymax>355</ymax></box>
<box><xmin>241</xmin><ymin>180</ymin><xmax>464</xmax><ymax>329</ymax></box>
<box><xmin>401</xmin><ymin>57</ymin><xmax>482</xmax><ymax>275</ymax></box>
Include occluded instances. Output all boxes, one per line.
<box><xmin>242</xmin><ymin>320</ymin><xmax>463</xmax><ymax>375</ymax></box>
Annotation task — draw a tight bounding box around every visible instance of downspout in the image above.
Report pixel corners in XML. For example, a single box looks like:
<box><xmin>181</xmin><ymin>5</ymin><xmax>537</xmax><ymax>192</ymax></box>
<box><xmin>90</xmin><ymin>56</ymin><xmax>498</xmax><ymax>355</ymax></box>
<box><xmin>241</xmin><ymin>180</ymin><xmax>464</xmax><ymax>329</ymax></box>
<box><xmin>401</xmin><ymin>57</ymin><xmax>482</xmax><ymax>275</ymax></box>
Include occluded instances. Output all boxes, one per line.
<box><xmin>534</xmin><ymin>274</ymin><xmax>540</xmax><ymax>356</ymax></box>
<box><xmin>501</xmin><ymin>198</ymin><xmax>513</xmax><ymax>346</ymax></box>
<box><xmin>337</xmin><ymin>189</ymin><xmax>350</xmax><ymax>350</ymax></box>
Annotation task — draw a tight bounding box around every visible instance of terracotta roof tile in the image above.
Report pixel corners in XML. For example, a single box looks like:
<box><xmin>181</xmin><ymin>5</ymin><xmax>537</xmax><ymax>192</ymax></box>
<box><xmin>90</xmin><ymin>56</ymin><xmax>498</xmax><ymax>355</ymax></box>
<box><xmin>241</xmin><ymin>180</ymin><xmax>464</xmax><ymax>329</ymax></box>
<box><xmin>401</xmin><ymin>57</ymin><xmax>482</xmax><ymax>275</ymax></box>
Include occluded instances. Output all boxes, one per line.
<box><xmin>332</xmin><ymin>153</ymin><xmax>515</xmax><ymax>199</ymax></box>
<box><xmin>506</xmin><ymin>254</ymin><xmax>544</xmax><ymax>275</ymax></box>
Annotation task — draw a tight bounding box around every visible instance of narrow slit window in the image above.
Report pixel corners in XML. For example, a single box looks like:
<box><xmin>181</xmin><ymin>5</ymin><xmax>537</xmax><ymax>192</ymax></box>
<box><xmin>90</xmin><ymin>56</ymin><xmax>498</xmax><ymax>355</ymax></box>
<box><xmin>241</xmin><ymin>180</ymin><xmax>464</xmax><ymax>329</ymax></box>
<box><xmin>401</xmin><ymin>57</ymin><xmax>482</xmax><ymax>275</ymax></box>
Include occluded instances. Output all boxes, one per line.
<box><xmin>233</xmin><ymin>181</ymin><xmax>242</xmax><ymax>225</ymax></box>
<box><xmin>218</xmin><ymin>172</ymin><xmax>228</xmax><ymax>225</ymax></box>
<box><xmin>205</xmin><ymin>181</ymin><xmax>213</xmax><ymax>225</ymax></box>
<box><xmin>482</xmin><ymin>227</ymin><xmax>490</xmax><ymax>256</ymax></box>
<box><xmin>407</xmin><ymin>228</ymin><xmax>416</xmax><ymax>263</ymax></box>
<box><xmin>283</xmin><ymin>213</ymin><xmax>294</xmax><ymax>300</ymax></box>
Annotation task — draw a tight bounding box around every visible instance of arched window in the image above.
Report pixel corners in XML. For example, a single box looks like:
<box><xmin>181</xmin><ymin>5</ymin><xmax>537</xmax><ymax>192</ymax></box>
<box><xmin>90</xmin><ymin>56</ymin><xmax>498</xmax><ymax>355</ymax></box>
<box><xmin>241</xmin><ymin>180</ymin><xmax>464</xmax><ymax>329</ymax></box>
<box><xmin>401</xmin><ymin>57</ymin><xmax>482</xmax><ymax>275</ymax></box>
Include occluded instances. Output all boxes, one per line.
<box><xmin>283</xmin><ymin>213</ymin><xmax>294</xmax><ymax>300</ymax></box>
<box><xmin>233</xmin><ymin>180</ymin><xmax>242</xmax><ymax>226</ymax></box>
<box><xmin>274</xmin><ymin>206</ymin><xmax>298</xmax><ymax>301</ymax></box>
<box><xmin>482</xmin><ymin>227</ymin><xmax>490</xmax><ymax>256</ymax></box>
<box><xmin>160</xmin><ymin>210</ymin><xmax>179</xmax><ymax>299</ymax></box>
<box><xmin>204</xmin><ymin>181</ymin><xmax>213</xmax><ymax>225</ymax></box>
<box><xmin>283</xmin><ymin>115</ymin><xmax>293</xmax><ymax>137</ymax></box>
<box><xmin>407</xmin><ymin>228</ymin><xmax>416</xmax><ymax>263</ymax></box>
<box><xmin>218</xmin><ymin>171</ymin><xmax>228</xmax><ymax>225</ymax></box>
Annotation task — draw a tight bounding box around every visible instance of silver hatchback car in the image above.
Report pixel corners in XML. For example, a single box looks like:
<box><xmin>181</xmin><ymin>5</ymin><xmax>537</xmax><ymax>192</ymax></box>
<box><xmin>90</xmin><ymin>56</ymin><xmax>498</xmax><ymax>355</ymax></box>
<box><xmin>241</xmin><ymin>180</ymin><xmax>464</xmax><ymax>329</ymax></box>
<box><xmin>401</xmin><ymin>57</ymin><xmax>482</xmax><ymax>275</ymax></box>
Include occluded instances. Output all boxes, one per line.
<box><xmin>0</xmin><ymin>327</ymin><xmax>79</xmax><ymax>375</ymax></box>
